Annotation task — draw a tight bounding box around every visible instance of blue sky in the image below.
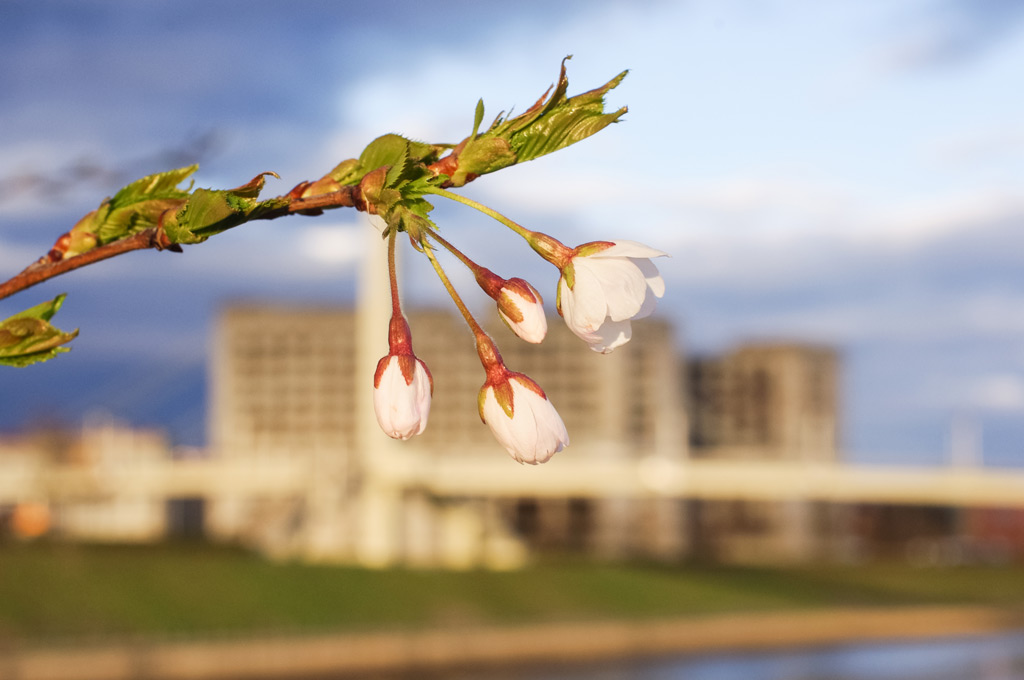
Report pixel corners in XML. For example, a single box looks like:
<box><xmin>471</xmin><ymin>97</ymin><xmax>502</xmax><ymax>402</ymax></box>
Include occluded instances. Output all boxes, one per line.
<box><xmin>2</xmin><ymin>0</ymin><xmax>1024</xmax><ymax>465</ymax></box>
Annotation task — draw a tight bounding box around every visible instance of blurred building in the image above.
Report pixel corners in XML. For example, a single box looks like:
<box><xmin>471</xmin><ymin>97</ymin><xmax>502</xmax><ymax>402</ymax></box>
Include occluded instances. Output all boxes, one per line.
<box><xmin>9</xmin><ymin>234</ymin><xmax>1013</xmax><ymax>567</ymax></box>
<box><xmin>0</xmin><ymin>419</ymin><xmax>173</xmax><ymax>542</ymax></box>
<box><xmin>206</xmin><ymin>303</ymin><xmax>688</xmax><ymax>567</ymax></box>
<box><xmin>688</xmin><ymin>344</ymin><xmax>838</xmax><ymax>456</ymax></box>
<box><xmin>686</xmin><ymin>344</ymin><xmax>850</xmax><ymax>563</ymax></box>
<box><xmin>5</xmin><ymin>316</ymin><xmax>1024</xmax><ymax>566</ymax></box>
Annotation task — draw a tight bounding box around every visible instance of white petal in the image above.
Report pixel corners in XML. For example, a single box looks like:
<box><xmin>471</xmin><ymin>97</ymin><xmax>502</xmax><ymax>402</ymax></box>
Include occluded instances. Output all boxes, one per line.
<box><xmin>563</xmin><ymin>261</ymin><xmax>611</xmax><ymax>332</ymax></box>
<box><xmin>632</xmin><ymin>286</ymin><xmax>659</xmax><ymax>321</ymax></box>
<box><xmin>373</xmin><ymin>357</ymin><xmax>431</xmax><ymax>440</ymax></box>
<box><xmin>498</xmin><ymin>285</ymin><xmax>547</xmax><ymax>344</ymax></box>
<box><xmin>590</xmin><ymin>240</ymin><xmax>668</xmax><ymax>260</ymax></box>
<box><xmin>481</xmin><ymin>388</ymin><xmax>522</xmax><ymax>461</ymax></box>
<box><xmin>511</xmin><ymin>378</ymin><xmax>569</xmax><ymax>463</ymax></box>
<box><xmin>588</xmin><ymin>257</ymin><xmax>650</xmax><ymax>322</ymax></box>
<box><xmin>529</xmin><ymin>414</ymin><xmax>570</xmax><ymax>463</ymax></box>
<box><xmin>507</xmin><ymin>388</ymin><xmax>541</xmax><ymax>463</ymax></box>
<box><xmin>582</xmin><ymin>318</ymin><xmax>633</xmax><ymax>354</ymax></box>
<box><xmin>632</xmin><ymin>257</ymin><xmax>665</xmax><ymax>299</ymax></box>
<box><xmin>482</xmin><ymin>379</ymin><xmax>568</xmax><ymax>464</ymax></box>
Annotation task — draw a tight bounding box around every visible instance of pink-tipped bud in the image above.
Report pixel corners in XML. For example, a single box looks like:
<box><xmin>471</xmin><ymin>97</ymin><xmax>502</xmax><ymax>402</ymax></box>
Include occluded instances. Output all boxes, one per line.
<box><xmin>496</xmin><ymin>278</ymin><xmax>547</xmax><ymax>344</ymax></box>
<box><xmin>373</xmin><ymin>353</ymin><xmax>433</xmax><ymax>440</ymax></box>
<box><xmin>477</xmin><ymin>367</ymin><xmax>569</xmax><ymax>465</ymax></box>
<box><xmin>372</xmin><ymin>315</ymin><xmax>433</xmax><ymax>440</ymax></box>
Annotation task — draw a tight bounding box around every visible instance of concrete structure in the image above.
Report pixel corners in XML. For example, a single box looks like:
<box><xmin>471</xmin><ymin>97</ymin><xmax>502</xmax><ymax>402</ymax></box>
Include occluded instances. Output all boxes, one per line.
<box><xmin>687</xmin><ymin>344</ymin><xmax>846</xmax><ymax>563</ymax></box>
<box><xmin>5</xmin><ymin>235</ymin><xmax>1024</xmax><ymax>567</ymax></box>
<box><xmin>201</xmin><ymin>227</ymin><xmax>688</xmax><ymax>567</ymax></box>
<box><xmin>206</xmin><ymin>305</ymin><xmax>689</xmax><ymax>567</ymax></box>
<box><xmin>0</xmin><ymin>418</ymin><xmax>172</xmax><ymax>542</ymax></box>
<box><xmin>6</xmin><ymin>423</ymin><xmax>1024</xmax><ymax>565</ymax></box>
<box><xmin>688</xmin><ymin>344</ymin><xmax>838</xmax><ymax>457</ymax></box>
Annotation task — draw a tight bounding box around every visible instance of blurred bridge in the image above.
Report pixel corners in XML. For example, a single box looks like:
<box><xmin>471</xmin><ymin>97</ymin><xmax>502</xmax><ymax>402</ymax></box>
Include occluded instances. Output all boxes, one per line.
<box><xmin>2</xmin><ymin>448</ymin><xmax>1023</xmax><ymax>509</ymax></box>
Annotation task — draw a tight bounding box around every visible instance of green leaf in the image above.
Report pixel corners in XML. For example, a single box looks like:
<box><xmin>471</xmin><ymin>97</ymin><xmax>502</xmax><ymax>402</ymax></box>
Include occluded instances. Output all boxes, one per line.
<box><xmin>406</xmin><ymin>139</ymin><xmax>445</xmax><ymax>166</ymax></box>
<box><xmin>352</xmin><ymin>135</ymin><xmax>449</xmax><ymax>234</ymax></box>
<box><xmin>359</xmin><ymin>134</ymin><xmax>411</xmax><ymax>178</ymax></box>
<box><xmin>444</xmin><ymin>59</ymin><xmax>627</xmax><ymax>186</ymax></box>
<box><xmin>321</xmin><ymin>138</ymin><xmax>442</xmax><ymax>192</ymax></box>
<box><xmin>326</xmin><ymin>159</ymin><xmax>361</xmax><ymax>185</ymax></box>
<box><xmin>44</xmin><ymin>166</ymin><xmax>197</xmax><ymax>261</ymax></box>
<box><xmin>471</xmin><ymin>98</ymin><xmax>485</xmax><ymax>139</ymax></box>
<box><xmin>384</xmin><ymin>144</ymin><xmax>409</xmax><ymax>189</ymax></box>
<box><xmin>162</xmin><ymin>173</ymin><xmax>288</xmax><ymax>245</ymax></box>
<box><xmin>449</xmin><ymin>137</ymin><xmax>518</xmax><ymax>187</ymax></box>
<box><xmin>385</xmin><ymin>204</ymin><xmax>436</xmax><ymax>238</ymax></box>
<box><xmin>110</xmin><ymin>165</ymin><xmax>198</xmax><ymax>205</ymax></box>
<box><xmin>0</xmin><ymin>295</ymin><xmax>79</xmax><ymax>367</ymax></box>
<box><xmin>92</xmin><ymin>165</ymin><xmax>197</xmax><ymax>243</ymax></box>
<box><xmin>508</xmin><ymin>69</ymin><xmax>627</xmax><ymax>162</ymax></box>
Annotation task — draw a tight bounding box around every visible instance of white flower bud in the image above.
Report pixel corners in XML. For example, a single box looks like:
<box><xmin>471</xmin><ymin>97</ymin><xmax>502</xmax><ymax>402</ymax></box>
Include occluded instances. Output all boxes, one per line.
<box><xmin>497</xmin><ymin>278</ymin><xmax>547</xmax><ymax>344</ymax></box>
<box><xmin>478</xmin><ymin>371</ymin><xmax>569</xmax><ymax>464</ymax></box>
<box><xmin>373</xmin><ymin>354</ymin><xmax>433</xmax><ymax>440</ymax></box>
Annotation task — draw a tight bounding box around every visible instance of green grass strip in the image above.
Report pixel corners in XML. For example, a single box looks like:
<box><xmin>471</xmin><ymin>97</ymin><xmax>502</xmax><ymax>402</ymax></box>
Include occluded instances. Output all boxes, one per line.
<box><xmin>2</xmin><ymin>542</ymin><xmax>1024</xmax><ymax>642</ymax></box>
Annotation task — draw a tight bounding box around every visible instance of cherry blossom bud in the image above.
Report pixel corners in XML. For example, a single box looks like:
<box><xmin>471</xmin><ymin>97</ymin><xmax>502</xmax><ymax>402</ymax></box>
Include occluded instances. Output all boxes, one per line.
<box><xmin>495</xmin><ymin>278</ymin><xmax>547</xmax><ymax>344</ymax></box>
<box><xmin>373</xmin><ymin>354</ymin><xmax>433</xmax><ymax>440</ymax></box>
<box><xmin>475</xmin><ymin>335</ymin><xmax>568</xmax><ymax>464</ymax></box>
<box><xmin>472</xmin><ymin>265</ymin><xmax>548</xmax><ymax>344</ymax></box>
<box><xmin>373</xmin><ymin>315</ymin><xmax>433</xmax><ymax>440</ymax></box>
<box><xmin>478</xmin><ymin>370</ymin><xmax>569</xmax><ymax>464</ymax></box>
<box><xmin>556</xmin><ymin>240</ymin><xmax>667</xmax><ymax>353</ymax></box>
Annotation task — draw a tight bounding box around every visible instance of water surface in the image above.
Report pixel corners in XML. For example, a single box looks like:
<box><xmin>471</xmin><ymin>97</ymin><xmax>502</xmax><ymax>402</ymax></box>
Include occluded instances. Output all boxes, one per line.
<box><xmin>459</xmin><ymin>631</ymin><xmax>1024</xmax><ymax>680</ymax></box>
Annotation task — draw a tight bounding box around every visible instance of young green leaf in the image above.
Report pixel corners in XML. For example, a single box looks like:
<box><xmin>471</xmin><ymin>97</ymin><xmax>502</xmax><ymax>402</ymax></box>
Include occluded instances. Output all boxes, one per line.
<box><xmin>92</xmin><ymin>165</ymin><xmax>198</xmax><ymax>243</ymax></box>
<box><xmin>443</xmin><ymin>58</ymin><xmax>627</xmax><ymax>186</ymax></box>
<box><xmin>507</xmin><ymin>69</ymin><xmax>628</xmax><ymax>162</ymax></box>
<box><xmin>0</xmin><ymin>294</ymin><xmax>79</xmax><ymax>367</ymax></box>
<box><xmin>162</xmin><ymin>173</ymin><xmax>288</xmax><ymax>245</ymax></box>
<box><xmin>359</xmin><ymin>134</ymin><xmax>412</xmax><ymax>179</ymax></box>
<box><xmin>471</xmin><ymin>98</ymin><xmax>485</xmax><ymax>139</ymax></box>
<box><xmin>44</xmin><ymin>166</ymin><xmax>198</xmax><ymax>262</ymax></box>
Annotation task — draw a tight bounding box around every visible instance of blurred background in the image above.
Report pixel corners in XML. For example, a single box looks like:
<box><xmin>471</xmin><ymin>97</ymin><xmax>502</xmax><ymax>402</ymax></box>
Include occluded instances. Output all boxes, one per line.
<box><xmin>2</xmin><ymin>1</ymin><xmax>1024</xmax><ymax>678</ymax></box>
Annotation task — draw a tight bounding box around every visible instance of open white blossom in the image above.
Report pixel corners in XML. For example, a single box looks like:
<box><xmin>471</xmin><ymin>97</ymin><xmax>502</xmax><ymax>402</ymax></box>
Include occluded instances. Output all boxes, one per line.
<box><xmin>478</xmin><ymin>371</ymin><xmax>569</xmax><ymax>464</ymax></box>
<box><xmin>557</xmin><ymin>240</ymin><xmax>667</xmax><ymax>353</ymax></box>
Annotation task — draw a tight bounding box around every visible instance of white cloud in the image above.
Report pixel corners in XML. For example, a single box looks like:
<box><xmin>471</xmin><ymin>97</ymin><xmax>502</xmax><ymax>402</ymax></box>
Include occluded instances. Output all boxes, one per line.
<box><xmin>967</xmin><ymin>374</ymin><xmax>1024</xmax><ymax>412</ymax></box>
<box><xmin>925</xmin><ymin>125</ymin><xmax>1024</xmax><ymax>167</ymax></box>
<box><xmin>0</xmin><ymin>238</ymin><xmax>40</xmax><ymax>273</ymax></box>
<box><xmin>868</xmin><ymin>190</ymin><xmax>1024</xmax><ymax>247</ymax></box>
<box><xmin>296</xmin><ymin>223</ymin><xmax>367</xmax><ymax>268</ymax></box>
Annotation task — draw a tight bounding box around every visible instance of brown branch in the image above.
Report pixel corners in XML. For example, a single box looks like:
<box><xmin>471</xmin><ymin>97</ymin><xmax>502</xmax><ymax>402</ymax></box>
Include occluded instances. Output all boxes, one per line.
<box><xmin>277</xmin><ymin>187</ymin><xmax>360</xmax><ymax>215</ymax></box>
<box><xmin>0</xmin><ymin>229</ymin><xmax>166</xmax><ymax>301</ymax></box>
<box><xmin>0</xmin><ymin>186</ymin><xmax>362</xmax><ymax>303</ymax></box>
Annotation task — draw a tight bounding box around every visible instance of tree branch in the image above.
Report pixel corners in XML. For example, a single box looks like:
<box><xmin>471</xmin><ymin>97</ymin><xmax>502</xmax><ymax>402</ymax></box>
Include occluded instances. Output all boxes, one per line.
<box><xmin>1</xmin><ymin>60</ymin><xmax>626</xmax><ymax>314</ymax></box>
<box><xmin>0</xmin><ymin>186</ymin><xmax>360</xmax><ymax>302</ymax></box>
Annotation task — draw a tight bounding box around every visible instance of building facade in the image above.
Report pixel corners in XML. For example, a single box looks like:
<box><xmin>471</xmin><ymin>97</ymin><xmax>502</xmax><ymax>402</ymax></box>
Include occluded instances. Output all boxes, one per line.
<box><xmin>686</xmin><ymin>343</ymin><xmax>847</xmax><ymax>563</ymax></box>
<box><xmin>206</xmin><ymin>302</ymin><xmax>689</xmax><ymax>567</ymax></box>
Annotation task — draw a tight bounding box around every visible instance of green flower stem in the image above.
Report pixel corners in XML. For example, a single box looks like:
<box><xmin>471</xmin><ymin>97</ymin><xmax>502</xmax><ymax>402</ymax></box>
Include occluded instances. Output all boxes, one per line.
<box><xmin>422</xmin><ymin>187</ymin><xmax>534</xmax><ymax>241</ymax></box>
<box><xmin>424</xmin><ymin>227</ymin><xmax>478</xmax><ymax>273</ymax></box>
<box><xmin>387</xmin><ymin>226</ymin><xmax>402</xmax><ymax>318</ymax></box>
<box><xmin>422</xmin><ymin>186</ymin><xmax>573</xmax><ymax>268</ymax></box>
<box><xmin>424</xmin><ymin>226</ymin><xmax>505</xmax><ymax>301</ymax></box>
<box><xmin>422</xmin><ymin>241</ymin><xmax>486</xmax><ymax>340</ymax></box>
